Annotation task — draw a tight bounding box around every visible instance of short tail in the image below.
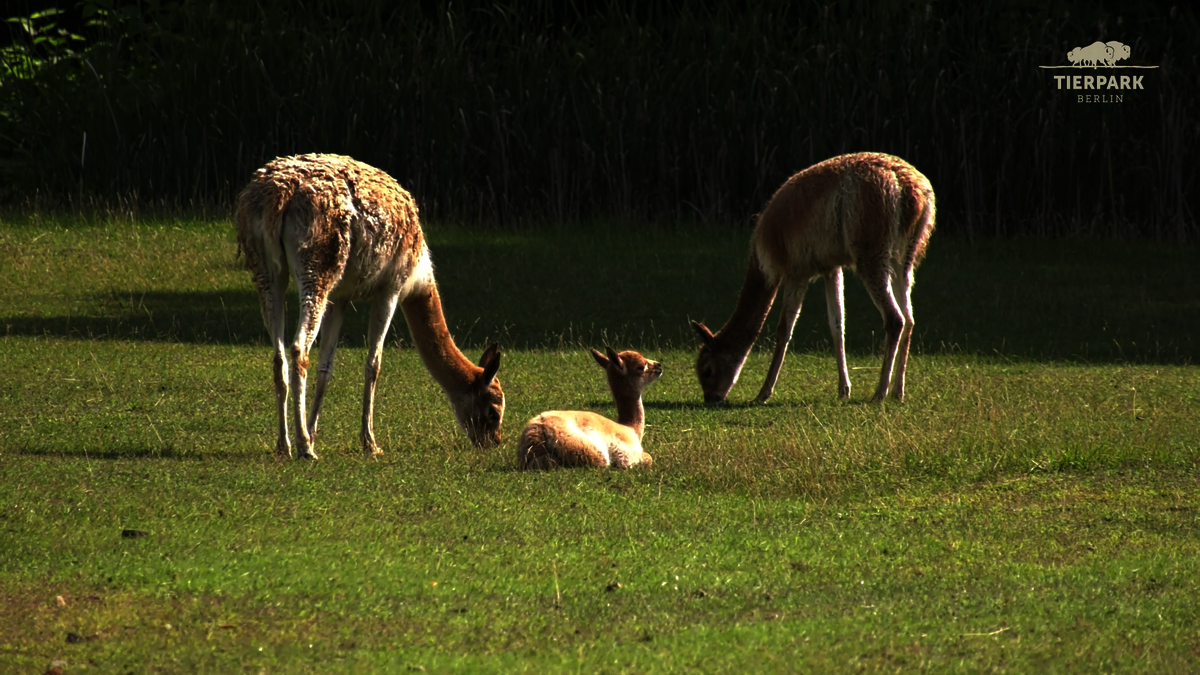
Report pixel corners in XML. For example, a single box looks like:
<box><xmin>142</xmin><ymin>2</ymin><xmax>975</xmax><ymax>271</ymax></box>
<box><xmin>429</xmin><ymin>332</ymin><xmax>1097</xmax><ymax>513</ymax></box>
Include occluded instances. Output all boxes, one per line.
<box><xmin>234</xmin><ymin>170</ymin><xmax>294</xmax><ymax>265</ymax></box>
<box><xmin>898</xmin><ymin>183</ymin><xmax>936</xmax><ymax>274</ymax></box>
<box><xmin>910</xmin><ymin>191</ymin><xmax>936</xmax><ymax>265</ymax></box>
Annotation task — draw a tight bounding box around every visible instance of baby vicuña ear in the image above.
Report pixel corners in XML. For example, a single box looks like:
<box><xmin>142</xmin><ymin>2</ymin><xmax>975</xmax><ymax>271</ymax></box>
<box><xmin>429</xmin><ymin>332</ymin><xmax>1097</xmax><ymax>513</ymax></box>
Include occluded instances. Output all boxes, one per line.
<box><xmin>590</xmin><ymin>348</ymin><xmax>609</xmax><ymax>369</ymax></box>
<box><xmin>605</xmin><ymin>346</ymin><xmax>627</xmax><ymax>376</ymax></box>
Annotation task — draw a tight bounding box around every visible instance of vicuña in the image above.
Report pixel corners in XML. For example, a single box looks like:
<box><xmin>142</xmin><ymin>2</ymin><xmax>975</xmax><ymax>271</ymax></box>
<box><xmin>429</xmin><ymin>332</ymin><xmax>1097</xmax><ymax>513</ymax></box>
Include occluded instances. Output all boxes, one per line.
<box><xmin>236</xmin><ymin>154</ymin><xmax>504</xmax><ymax>460</ymax></box>
<box><xmin>691</xmin><ymin>152</ymin><xmax>935</xmax><ymax>404</ymax></box>
<box><xmin>518</xmin><ymin>348</ymin><xmax>661</xmax><ymax>470</ymax></box>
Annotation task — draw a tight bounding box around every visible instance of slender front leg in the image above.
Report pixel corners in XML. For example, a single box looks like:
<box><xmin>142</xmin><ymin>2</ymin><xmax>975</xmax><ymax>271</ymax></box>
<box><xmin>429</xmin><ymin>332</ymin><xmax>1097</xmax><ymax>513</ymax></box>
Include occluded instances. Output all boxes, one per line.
<box><xmin>361</xmin><ymin>293</ymin><xmax>400</xmax><ymax>456</ymax></box>
<box><xmin>824</xmin><ymin>268</ymin><xmax>851</xmax><ymax>399</ymax></box>
<box><xmin>307</xmin><ymin>299</ymin><xmax>346</xmax><ymax>446</ymax></box>
<box><xmin>756</xmin><ymin>279</ymin><xmax>808</xmax><ymax>403</ymax></box>
<box><xmin>861</xmin><ymin>266</ymin><xmax>905</xmax><ymax>403</ymax></box>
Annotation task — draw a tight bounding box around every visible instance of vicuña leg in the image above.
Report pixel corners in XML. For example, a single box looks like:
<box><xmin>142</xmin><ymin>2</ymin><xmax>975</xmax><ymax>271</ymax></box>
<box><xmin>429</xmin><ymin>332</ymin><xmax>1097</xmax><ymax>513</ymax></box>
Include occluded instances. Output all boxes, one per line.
<box><xmin>265</xmin><ymin>295</ymin><xmax>291</xmax><ymax>459</ymax></box>
<box><xmin>251</xmin><ymin>246</ymin><xmax>292</xmax><ymax>460</ymax></box>
<box><xmin>307</xmin><ymin>298</ymin><xmax>346</xmax><ymax>447</ymax></box>
<box><xmin>888</xmin><ymin>266</ymin><xmax>916</xmax><ymax>401</ymax></box>
<box><xmin>824</xmin><ymin>268</ymin><xmax>852</xmax><ymax>400</ymax></box>
<box><xmin>756</xmin><ymin>279</ymin><xmax>808</xmax><ymax>403</ymax></box>
<box><xmin>860</xmin><ymin>263</ymin><xmax>906</xmax><ymax>403</ymax></box>
<box><xmin>361</xmin><ymin>293</ymin><xmax>400</xmax><ymax>456</ymax></box>
<box><xmin>282</xmin><ymin>212</ymin><xmax>348</xmax><ymax>460</ymax></box>
<box><xmin>289</xmin><ymin>292</ymin><xmax>329</xmax><ymax>461</ymax></box>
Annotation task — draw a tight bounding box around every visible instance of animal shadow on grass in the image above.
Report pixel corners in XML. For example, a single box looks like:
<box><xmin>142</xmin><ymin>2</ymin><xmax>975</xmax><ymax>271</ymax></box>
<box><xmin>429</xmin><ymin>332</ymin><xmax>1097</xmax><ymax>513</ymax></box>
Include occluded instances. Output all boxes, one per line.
<box><xmin>14</xmin><ymin>442</ymin><xmax>209</xmax><ymax>461</ymax></box>
<box><xmin>587</xmin><ymin>398</ymin><xmax>815</xmax><ymax>411</ymax></box>
<box><xmin>0</xmin><ymin>290</ymin><xmax>266</xmax><ymax>344</ymax></box>
<box><xmin>0</xmin><ymin>286</ymin><xmax>500</xmax><ymax>348</ymax></box>
<box><xmin>0</xmin><ymin>290</ymin><xmax>416</xmax><ymax>347</ymax></box>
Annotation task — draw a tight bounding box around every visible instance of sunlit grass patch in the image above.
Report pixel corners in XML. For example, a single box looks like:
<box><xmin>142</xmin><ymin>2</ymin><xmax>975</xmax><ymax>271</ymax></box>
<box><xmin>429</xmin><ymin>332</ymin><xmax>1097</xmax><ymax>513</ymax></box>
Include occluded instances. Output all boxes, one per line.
<box><xmin>1</xmin><ymin>217</ymin><xmax>1197</xmax><ymax>672</ymax></box>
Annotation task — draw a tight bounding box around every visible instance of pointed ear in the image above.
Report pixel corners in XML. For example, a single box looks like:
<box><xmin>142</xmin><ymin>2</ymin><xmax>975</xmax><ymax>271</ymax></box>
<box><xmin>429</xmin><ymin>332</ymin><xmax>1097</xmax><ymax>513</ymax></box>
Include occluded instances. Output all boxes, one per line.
<box><xmin>478</xmin><ymin>343</ymin><xmax>501</xmax><ymax>385</ymax></box>
<box><xmin>691</xmin><ymin>320</ymin><xmax>716</xmax><ymax>348</ymax></box>
<box><xmin>605</xmin><ymin>346</ymin><xmax>627</xmax><ymax>376</ymax></box>
<box><xmin>477</xmin><ymin>342</ymin><xmax>500</xmax><ymax>368</ymax></box>
<box><xmin>590</xmin><ymin>348</ymin><xmax>609</xmax><ymax>369</ymax></box>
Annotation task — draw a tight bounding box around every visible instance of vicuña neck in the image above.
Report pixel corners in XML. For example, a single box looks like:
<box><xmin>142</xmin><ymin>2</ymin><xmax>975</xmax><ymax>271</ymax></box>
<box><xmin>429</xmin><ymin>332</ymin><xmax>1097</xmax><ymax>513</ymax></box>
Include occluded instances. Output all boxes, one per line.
<box><xmin>400</xmin><ymin>283</ymin><xmax>480</xmax><ymax>393</ymax></box>
<box><xmin>716</xmin><ymin>251</ymin><xmax>780</xmax><ymax>357</ymax></box>
<box><xmin>614</xmin><ymin>393</ymin><xmax>647</xmax><ymax>439</ymax></box>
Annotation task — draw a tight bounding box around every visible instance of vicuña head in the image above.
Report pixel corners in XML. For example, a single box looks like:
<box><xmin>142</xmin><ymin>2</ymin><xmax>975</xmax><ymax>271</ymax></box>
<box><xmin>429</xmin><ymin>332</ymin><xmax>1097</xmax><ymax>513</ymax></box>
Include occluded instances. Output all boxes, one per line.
<box><xmin>518</xmin><ymin>347</ymin><xmax>662</xmax><ymax>470</ymax></box>
<box><xmin>692</xmin><ymin>152</ymin><xmax>935</xmax><ymax>405</ymax></box>
<box><xmin>235</xmin><ymin>153</ymin><xmax>504</xmax><ymax>460</ymax></box>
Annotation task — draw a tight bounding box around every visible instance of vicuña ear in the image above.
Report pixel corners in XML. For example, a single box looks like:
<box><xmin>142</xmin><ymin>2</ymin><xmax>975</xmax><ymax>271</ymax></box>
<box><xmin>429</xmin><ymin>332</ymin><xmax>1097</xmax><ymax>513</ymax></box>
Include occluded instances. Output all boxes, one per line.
<box><xmin>691</xmin><ymin>320</ymin><xmax>716</xmax><ymax>348</ymax></box>
<box><xmin>478</xmin><ymin>342</ymin><xmax>500</xmax><ymax>367</ymax></box>
<box><xmin>590</xmin><ymin>348</ymin><xmax>609</xmax><ymax>369</ymax></box>
<box><xmin>605</xmin><ymin>346</ymin><xmax>627</xmax><ymax>376</ymax></box>
<box><xmin>478</xmin><ymin>342</ymin><xmax>501</xmax><ymax>384</ymax></box>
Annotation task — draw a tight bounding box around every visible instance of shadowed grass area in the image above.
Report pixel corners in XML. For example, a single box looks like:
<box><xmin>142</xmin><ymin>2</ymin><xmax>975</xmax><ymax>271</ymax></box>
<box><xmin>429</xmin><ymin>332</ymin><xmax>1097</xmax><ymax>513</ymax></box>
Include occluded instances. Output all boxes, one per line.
<box><xmin>1</xmin><ymin>216</ymin><xmax>1197</xmax><ymax>362</ymax></box>
<box><xmin>1</xmin><ymin>216</ymin><xmax>1198</xmax><ymax>672</ymax></box>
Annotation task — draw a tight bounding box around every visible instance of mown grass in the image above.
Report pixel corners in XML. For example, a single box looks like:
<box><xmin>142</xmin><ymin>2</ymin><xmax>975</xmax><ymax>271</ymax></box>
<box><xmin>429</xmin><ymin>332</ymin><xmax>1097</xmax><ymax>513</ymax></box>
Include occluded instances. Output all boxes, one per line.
<box><xmin>1</xmin><ymin>215</ymin><xmax>1198</xmax><ymax>673</ymax></box>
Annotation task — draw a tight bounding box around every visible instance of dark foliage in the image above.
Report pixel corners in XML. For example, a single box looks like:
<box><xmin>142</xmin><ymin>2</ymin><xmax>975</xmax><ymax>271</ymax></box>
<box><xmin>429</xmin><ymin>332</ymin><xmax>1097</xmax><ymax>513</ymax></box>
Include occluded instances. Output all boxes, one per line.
<box><xmin>1</xmin><ymin>0</ymin><xmax>1196</xmax><ymax>237</ymax></box>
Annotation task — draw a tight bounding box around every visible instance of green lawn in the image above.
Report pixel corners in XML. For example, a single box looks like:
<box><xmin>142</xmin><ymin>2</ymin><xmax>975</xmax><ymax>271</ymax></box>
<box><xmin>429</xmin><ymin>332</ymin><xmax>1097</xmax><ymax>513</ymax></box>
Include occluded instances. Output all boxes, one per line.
<box><xmin>1</xmin><ymin>216</ymin><xmax>1197</xmax><ymax>673</ymax></box>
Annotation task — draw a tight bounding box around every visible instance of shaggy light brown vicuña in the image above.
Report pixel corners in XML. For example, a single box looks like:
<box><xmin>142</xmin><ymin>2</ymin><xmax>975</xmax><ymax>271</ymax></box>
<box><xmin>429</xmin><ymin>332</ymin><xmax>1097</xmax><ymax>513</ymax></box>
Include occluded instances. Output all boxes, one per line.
<box><xmin>236</xmin><ymin>154</ymin><xmax>503</xmax><ymax>460</ymax></box>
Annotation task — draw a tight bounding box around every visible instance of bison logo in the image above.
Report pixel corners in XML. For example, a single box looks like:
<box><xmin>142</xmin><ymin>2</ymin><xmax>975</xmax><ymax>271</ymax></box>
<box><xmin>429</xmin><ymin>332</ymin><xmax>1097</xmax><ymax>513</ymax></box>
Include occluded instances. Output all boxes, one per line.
<box><xmin>1067</xmin><ymin>41</ymin><xmax>1132</xmax><ymax>68</ymax></box>
<box><xmin>1106</xmin><ymin>41</ymin><xmax>1132</xmax><ymax>65</ymax></box>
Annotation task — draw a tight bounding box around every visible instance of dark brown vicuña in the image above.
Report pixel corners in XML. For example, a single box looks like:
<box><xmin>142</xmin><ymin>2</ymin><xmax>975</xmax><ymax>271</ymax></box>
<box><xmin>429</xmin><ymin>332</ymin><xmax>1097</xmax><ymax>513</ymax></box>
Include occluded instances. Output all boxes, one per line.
<box><xmin>692</xmin><ymin>152</ymin><xmax>935</xmax><ymax>404</ymax></box>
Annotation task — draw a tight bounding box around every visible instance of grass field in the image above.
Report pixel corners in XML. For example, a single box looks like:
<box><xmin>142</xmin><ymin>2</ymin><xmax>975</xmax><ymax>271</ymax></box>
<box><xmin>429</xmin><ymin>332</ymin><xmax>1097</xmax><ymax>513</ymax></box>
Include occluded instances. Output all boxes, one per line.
<box><xmin>1</xmin><ymin>215</ymin><xmax>1198</xmax><ymax>673</ymax></box>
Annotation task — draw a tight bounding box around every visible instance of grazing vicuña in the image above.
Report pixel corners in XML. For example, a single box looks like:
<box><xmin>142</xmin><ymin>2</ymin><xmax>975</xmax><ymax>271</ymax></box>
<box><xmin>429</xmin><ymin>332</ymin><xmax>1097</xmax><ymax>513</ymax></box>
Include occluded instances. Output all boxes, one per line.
<box><xmin>692</xmin><ymin>152</ymin><xmax>935</xmax><ymax>404</ymax></box>
<box><xmin>518</xmin><ymin>348</ymin><xmax>661</xmax><ymax>470</ymax></box>
<box><xmin>236</xmin><ymin>154</ymin><xmax>503</xmax><ymax>460</ymax></box>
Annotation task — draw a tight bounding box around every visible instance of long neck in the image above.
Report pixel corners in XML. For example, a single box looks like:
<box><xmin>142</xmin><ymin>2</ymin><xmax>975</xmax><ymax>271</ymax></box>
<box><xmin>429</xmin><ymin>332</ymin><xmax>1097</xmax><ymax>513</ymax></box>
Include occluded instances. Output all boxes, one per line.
<box><xmin>399</xmin><ymin>283</ymin><xmax>480</xmax><ymax>395</ymax></box>
<box><xmin>613</xmin><ymin>392</ymin><xmax>646</xmax><ymax>439</ymax></box>
<box><xmin>716</xmin><ymin>251</ymin><xmax>780</xmax><ymax>357</ymax></box>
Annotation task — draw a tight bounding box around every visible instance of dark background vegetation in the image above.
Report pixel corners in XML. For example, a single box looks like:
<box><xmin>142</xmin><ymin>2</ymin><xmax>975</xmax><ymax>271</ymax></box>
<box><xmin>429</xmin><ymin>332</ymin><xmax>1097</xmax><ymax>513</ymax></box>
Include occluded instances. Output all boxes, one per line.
<box><xmin>1</xmin><ymin>0</ymin><xmax>1196</xmax><ymax>238</ymax></box>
